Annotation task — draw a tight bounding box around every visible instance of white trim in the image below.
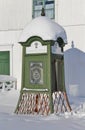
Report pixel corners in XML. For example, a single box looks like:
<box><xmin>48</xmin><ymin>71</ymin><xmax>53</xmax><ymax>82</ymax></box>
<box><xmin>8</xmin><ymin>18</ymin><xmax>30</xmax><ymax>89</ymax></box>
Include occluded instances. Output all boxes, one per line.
<box><xmin>26</xmin><ymin>41</ymin><xmax>47</xmax><ymax>54</ymax></box>
<box><xmin>23</xmin><ymin>88</ymin><xmax>48</xmax><ymax>92</ymax></box>
<box><xmin>0</xmin><ymin>44</ymin><xmax>14</xmax><ymax>46</ymax></box>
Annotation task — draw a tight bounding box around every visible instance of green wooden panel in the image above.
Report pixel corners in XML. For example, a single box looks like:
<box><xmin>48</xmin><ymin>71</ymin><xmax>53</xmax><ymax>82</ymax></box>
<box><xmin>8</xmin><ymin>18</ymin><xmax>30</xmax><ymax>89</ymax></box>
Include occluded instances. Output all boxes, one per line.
<box><xmin>24</xmin><ymin>54</ymin><xmax>50</xmax><ymax>90</ymax></box>
<box><xmin>0</xmin><ymin>51</ymin><xmax>10</xmax><ymax>75</ymax></box>
<box><xmin>21</xmin><ymin>38</ymin><xmax>52</xmax><ymax>92</ymax></box>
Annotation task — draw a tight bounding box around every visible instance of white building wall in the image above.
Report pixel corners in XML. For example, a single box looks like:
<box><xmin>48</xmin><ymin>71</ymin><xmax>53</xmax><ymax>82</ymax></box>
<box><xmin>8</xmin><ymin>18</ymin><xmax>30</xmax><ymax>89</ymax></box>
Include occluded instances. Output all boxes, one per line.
<box><xmin>55</xmin><ymin>0</ymin><xmax>85</xmax><ymax>51</ymax></box>
<box><xmin>0</xmin><ymin>0</ymin><xmax>32</xmax><ymax>89</ymax></box>
<box><xmin>0</xmin><ymin>0</ymin><xmax>32</xmax><ymax>30</ymax></box>
<box><xmin>0</xmin><ymin>0</ymin><xmax>85</xmax><ymax>89</ymax></box>
<box><xmin>0</xmin><ymin>30</ymin><xmax>22</xmax><ymax>89</ymax></box>
<box><xmin>56</xmin><ymin>0</ymin><xmax>84</xmax><ymax>25</ymax></box>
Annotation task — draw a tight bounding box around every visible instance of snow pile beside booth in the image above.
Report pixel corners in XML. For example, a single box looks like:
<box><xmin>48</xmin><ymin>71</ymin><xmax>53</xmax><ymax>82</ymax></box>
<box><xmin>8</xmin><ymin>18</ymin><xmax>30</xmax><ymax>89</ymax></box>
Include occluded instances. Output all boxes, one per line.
<box><xmin>64</xmin><ymin>47</ymin><xmax>85</xmax><ymax>97</ymax></box>
<box><xmin>0</xmin><ymin>89</ymin><xmax>85</xmax><ymax>130</ymax></box>
<box><xmin>0</xmin><ymin>89</ymin><xmax>20</xmax><ymax>113</ymax></box>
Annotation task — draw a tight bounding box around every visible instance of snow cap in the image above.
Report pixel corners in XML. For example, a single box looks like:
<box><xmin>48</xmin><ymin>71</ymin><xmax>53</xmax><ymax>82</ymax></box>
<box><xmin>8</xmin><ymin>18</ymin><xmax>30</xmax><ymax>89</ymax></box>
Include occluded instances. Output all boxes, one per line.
<box><xmin>19</xmin><ymin>16</ymin><xmax>67</xmax><ymax>44</ymax></box>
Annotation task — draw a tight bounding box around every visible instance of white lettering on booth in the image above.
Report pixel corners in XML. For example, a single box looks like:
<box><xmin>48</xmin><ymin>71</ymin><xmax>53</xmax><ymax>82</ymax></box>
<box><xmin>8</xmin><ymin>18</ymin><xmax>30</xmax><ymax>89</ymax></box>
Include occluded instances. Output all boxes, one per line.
<box><xmin>26</xmin><ymin>41</ymin><xmax>47</xmax><ymax>54</ymax></box>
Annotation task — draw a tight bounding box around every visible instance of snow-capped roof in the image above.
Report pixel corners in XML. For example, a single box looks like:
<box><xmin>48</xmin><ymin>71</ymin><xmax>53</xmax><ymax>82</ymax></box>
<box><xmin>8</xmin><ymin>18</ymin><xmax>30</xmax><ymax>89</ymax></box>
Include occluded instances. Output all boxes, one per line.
<box><xmin>19</xmin><ymin>16</ymin><xmax>67</xmax><ymax>43</ymax></box>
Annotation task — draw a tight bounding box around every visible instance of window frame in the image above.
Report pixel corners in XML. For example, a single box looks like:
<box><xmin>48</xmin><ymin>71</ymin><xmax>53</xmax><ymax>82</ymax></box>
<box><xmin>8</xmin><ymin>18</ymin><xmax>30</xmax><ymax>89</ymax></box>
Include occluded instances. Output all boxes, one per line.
<box><xmin>32</xmin><ymin>0</ymin><xmax>55</xmax><ymax>19</ymax></box>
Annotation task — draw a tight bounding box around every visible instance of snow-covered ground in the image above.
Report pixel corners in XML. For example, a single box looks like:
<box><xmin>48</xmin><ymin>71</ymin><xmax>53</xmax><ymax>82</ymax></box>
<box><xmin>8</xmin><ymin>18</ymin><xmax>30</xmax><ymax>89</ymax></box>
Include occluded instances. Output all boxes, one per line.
<box><xmin>0</xmin><ymin>89</ymin><xmax>85</xmax><ymax>130</ymax></box>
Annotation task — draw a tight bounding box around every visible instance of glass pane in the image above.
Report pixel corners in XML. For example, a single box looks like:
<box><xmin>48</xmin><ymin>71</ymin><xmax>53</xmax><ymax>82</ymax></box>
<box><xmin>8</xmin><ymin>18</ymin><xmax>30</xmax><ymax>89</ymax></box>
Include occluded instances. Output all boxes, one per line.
<box><xmin>34</xmin><ymin>5</ymin><xmax>42</xmax><ymax>10</ymax></box>
<box><xmin>46</xmin><ymin>9</ymin><xmax>54</xmax><ymax>19</ymax></box>
<box><xmin>34</xmin><ymin>10</ymin><xmax>41</xmax><ymax>17</ymax></box>
<box><xmin>33</xmin><ymin>0</ymin><xmax>43</xmax><ymax>18</ymax></box>
<box><xmin>45</xmin><ymin>0</ymin><xmax>54</xmax><ymax>18</ymax></box>
<box><xmin>45</xmin><ymin>0</ymin><xmax>54</xmax><ymax>5</ymax></box>
<box><xmin>45</xmin><ymin>1</ymin><xmax>54</xmax><ymax>9</ymax></box>
<box><xmin>33</xmin><ymin>0</ymin><xmax>43</xmax><ymax>6</ymax></box>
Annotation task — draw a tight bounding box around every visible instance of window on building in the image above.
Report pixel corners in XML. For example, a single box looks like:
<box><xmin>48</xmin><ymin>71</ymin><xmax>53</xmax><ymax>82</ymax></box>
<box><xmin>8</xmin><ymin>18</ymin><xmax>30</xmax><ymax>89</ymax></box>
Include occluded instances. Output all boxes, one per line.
<box><xmin>32</xmin><ymin>0</ymin><xmax>55</xmax><ymax>19</ymax></box>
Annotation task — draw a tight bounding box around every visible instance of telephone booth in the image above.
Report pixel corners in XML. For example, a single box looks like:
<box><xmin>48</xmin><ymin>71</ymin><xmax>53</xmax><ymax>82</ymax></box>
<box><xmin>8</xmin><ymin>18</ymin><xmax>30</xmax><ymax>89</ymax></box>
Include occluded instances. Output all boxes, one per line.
<box><xmin>15</xmin><ymin>13</ymin><xmax>69</xmax><ymax>115</ymax></box>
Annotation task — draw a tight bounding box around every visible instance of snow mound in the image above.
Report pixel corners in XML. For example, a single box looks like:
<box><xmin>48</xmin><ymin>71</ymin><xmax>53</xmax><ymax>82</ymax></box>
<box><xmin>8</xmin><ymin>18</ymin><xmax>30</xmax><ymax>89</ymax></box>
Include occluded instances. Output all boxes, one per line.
<box><xmin>0</xmin><ymin>89</ymin><xmax>20</xmax><ymax>113</ymax></box>
<box><xmin>19</xmin><ymin>16</ymin><xmax>67</xmax><ymax>43</ymax></box>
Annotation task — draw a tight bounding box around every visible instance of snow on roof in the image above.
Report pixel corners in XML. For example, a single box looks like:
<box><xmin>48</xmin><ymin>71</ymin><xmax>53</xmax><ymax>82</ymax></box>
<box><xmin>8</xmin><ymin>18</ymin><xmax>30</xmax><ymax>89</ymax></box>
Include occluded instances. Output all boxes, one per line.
<box><xmin>19</xmin><ymin>16</ymin><xmax>67</xmax><ymax>43</ymax></box>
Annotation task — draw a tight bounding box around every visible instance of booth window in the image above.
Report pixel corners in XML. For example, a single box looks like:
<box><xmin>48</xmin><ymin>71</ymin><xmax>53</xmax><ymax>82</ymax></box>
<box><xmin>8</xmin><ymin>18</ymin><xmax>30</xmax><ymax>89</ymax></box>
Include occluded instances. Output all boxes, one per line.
<box><xmin>32</xmin><ymin>0</ymin><xmax>55</xmax><ymax>19</ymax></box>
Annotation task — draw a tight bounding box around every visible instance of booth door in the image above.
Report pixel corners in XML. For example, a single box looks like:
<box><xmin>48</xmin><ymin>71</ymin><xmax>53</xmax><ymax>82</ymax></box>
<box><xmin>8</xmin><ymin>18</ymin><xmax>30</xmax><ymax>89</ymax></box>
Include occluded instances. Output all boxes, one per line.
<box><xmin>52</xmin><ymin>58</ymin><xmax>65</xmax><ymax>92</ymax></box>
<box><xmin>0</xmin><ymin>51</ymin><xmax>10</xmax><ymax>75</ymax></box>
<box><xmin>55</xmin><ymin>59</ymin><xmax>65</xmax><ymax>91</ymax></box>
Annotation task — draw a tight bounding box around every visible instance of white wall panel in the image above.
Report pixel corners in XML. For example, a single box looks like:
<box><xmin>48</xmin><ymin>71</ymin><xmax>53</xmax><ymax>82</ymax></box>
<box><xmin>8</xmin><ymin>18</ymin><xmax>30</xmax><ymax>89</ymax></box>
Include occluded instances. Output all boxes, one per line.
<box><xmin>0</xmin><ymin>0</ymin><xmax>32</xmax><ymax>30</ymax></box>
<box><xmin>56</xmin><ymin>0</ymin><xmax>85</xmax><ymax>26</ymax></box>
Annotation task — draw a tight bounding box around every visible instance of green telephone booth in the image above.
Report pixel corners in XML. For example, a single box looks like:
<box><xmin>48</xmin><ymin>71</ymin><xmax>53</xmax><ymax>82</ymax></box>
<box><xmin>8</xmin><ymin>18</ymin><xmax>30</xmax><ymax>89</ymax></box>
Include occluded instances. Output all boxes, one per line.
<box><xmin>16</xmin><ymin>14</ymin><xmax>67</xmax><ymax>115</ymax></box>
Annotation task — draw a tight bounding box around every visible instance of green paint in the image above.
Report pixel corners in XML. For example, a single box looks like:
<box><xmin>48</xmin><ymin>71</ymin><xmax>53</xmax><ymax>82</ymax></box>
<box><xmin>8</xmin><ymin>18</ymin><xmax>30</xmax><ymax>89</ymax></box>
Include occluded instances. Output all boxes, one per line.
<box><xmin>0</xmin><ymin>51</ymin><xmax>10</xmax><ymax>75</ymax></box>
<box><xmin>19</xmin><ymin>36</ymin><xmax>65</xmax><ymax>113</ymax></box>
